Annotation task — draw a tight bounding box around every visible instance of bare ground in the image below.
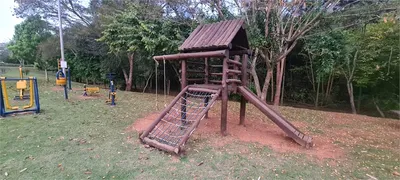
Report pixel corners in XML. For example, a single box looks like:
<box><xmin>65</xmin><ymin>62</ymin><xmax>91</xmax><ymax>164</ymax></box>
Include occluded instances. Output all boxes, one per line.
<box><xmin>127</xmin><ymin>105</ymin><xmax>400</xmax><ymax>161</ymax></box>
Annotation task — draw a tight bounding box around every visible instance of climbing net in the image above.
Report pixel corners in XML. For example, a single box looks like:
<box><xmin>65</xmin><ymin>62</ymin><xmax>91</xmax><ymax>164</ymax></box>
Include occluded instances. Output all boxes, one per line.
<box><xmin>148</xmin><ymin>90</ymin><xmax>216</xmax><ymax>147</ymax></box>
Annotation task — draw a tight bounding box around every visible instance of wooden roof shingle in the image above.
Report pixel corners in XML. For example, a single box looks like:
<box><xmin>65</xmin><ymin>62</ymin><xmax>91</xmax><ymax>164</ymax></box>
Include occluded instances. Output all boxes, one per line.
<box><xmin>178</xmin><ymin>19</ymin><xmax>249</xmax><ymax>52</ymax></box>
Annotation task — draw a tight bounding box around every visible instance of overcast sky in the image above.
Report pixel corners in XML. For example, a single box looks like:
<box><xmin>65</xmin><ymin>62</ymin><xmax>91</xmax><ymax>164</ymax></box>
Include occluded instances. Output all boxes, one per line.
<box><xmin>0</xmin><ymin>0</ymin><xmax>22</xmax><ymax>43</ymax></box>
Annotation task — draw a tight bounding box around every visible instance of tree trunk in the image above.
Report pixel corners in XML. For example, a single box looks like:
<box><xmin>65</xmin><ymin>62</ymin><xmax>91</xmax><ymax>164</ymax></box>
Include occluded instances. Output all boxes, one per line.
<box><xmin>143</xmin><ymin>71</ymin><xmax>154</xmax><ymax>93</ymax></box>
<box><xmin>271</xmin><ymin>66</ymin><xmax>274</xmax><ymax>102</ymax></box>
<box><xmin>274</xmin><ymin>58</ymin><xmax>285</xmax><ymax>105</ymax></box>
<box><xmin>315</xmin><ymin>77</ymin><xmax>320</xmax><ymax>107</ymax></box>
<box><xmin>373</xmin><ymin>98</ymin><xmax>385</xmax><ymax>118</ymax></box>
<box><xmin>281</xmin><ymin>68</ymin><xmax>286</xmax><ymax>105</ymax></box>
<box><xmin>346</xmin><ymin>82</ymin><xmax>357</xmax><ymax>114</ymax></box>
<box><xmin>261</xmin><ymin>62</ymin><xmax>272</xmax><ymax>101</ymax></box>
<box><xmin>44</xmin><ymin>69</ymin><xmax>49</xmax><ymax>82</ymax></box>
<box><xmin>357</xmin><ymin>87</ymin><xmax>362</xmax><ymax>112</ymax></box>
<box><xmin>123</xmin><ymin>53</ymin><xmax>134</xmax><ymax>91</ymax></box>
<box><xmin>250</xmin><ymin>48</ymin><xmax>262</xmax><ymax>97</ymax></box>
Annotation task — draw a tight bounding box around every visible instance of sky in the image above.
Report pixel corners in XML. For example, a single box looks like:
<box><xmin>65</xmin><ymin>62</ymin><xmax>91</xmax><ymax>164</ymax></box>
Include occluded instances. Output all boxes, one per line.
<box><xmin>0</xmin><ymin>0</ymin><xmax>22</xmax><ymax>43</ymax></box>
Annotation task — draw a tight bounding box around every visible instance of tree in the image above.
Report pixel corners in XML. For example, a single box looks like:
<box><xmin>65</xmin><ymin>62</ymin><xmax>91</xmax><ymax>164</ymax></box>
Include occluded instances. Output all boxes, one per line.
<box><xmin>37</xmin><ymin>36</ymin><xmax>60</xmax><ymax>81</ymax></box>
<box><xmin>14</xmin><ymin>0</ymin><xmax>92</xmax><ymax>26</ymax></box>
<box><xmin>303</xmin><ymin>31</ymin><xmax>344</xmax><ymax>107</ymax></box>
<box><xmin>7</xmin><ymin>15</ymin><xmax>52</xmax><ymax>65</ymax></box>
<box><xmin>0</xmin><ymin>43</ymin><xmax>12</xmax><ymax>63</ymax></box>
<box><xmin>98</xmin><ymin>4</ymin><xmax>189</xmax><ymax>91</ymax></box>
<box><xmin>341</xmin><ymin>17</ymin><xmax>399</xmax><ymax>115</ymax></box>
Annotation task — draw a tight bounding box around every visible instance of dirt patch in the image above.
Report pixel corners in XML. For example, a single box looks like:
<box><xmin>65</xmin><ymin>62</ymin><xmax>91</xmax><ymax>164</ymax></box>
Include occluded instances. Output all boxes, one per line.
<box><xmin>51</xmin><ymin>86</ymin><xmax>66</xmax><ymax>91</ymax></box>
<box><xmin>76</xmin><ymin>94</ymin><xmax>102</xmax><ymax>100</ymax></box>
<box><xmin>126</xmin><ymin>113</ymin><xmax>159</xmax><ymax>133</ymax></box>
<box><xmin>127</xmin><ymin>110</ymin><xmax>343</xmax><ymax>160</ymax></box>
<box><xmin>196</xmin><ymin>110</ymin><xmax>343</xmax><ymax>160</ymax></box>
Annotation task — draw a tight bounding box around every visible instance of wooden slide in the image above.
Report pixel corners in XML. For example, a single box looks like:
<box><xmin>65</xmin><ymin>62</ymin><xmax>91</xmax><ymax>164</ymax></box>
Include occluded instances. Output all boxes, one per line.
<box><xmin>238</xmin><ymin>86</ymin><xmax>313</xmax><ymax>148</ymax></box>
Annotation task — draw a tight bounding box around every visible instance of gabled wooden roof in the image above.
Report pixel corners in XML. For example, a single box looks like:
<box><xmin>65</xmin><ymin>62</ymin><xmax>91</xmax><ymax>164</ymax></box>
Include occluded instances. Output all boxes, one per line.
<box><xmin>178</xmin><ymin>19</ymin><xmax>249</xmax><ymax>52</ymax></box>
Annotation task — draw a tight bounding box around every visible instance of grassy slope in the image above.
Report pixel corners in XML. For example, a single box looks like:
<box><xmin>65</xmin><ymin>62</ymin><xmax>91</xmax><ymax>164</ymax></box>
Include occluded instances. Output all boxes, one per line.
<box><xmin>0</xmin><ymin>68</ymin><xmax>399</xmax><ymax>179</ymax></box>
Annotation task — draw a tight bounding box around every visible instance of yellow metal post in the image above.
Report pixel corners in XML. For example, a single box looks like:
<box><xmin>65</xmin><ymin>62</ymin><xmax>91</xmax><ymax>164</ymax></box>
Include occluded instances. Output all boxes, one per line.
<box><xmin>23</xmin><ymin>78</ymin><xmax>34</xmax><ymax>109</ymax></box>
<box><xmin>0</xmin><ymin>78</ymin><xmax>18</xmax><ymax>110</ymax></box>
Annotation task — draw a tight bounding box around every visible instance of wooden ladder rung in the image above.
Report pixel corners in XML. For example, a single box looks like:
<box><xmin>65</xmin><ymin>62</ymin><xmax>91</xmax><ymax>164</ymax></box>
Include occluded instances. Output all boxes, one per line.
<box><xmin>226</xmin><ymin>79</ymin><xmax>241</xmax><ymax>84</ymax></box>
<box><xmin>210</xmin><ymin>73</ymin><xmax>223</xmax><ymax>76</ymax></box>
<box><xmin>210</xmin><ymin>65</ymin><xmax>223</xmax><ymax>68</ymax></box>
<box><xmin>227</xmin><ymin>59</ymin><xmax>242</xmax><ymax>66</ymax></box>
<box><xmin>187</xmin><ymin>78</ymin><xmax>204</xmax><ymax>82</ymax></box>
<box><xmin>227</xmin><ymin>69</ymin><xmax>241</xmax><ymax>74</ymax></box>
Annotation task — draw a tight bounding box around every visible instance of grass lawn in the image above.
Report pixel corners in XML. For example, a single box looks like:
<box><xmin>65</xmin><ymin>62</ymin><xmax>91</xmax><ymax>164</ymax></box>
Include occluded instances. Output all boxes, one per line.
<box><xmin>1</xmin><ymin>67</ymin><xmax>399</xmax><ymax>179</ymax></box>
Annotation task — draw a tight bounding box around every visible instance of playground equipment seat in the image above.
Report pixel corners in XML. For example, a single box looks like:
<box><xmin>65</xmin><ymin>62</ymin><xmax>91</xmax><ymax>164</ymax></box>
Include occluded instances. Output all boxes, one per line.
<box><xmin>83</xmin><ymin>85</ymin><xmax>100</xmax><ymax>96</ymax></box>
<box><xmin>16</xmin><ymin>80</ymin><xmax>27</xmax><ymax>89</ymax></box>
<box><xmin>56</xmin><ymin>77</ymin><xmax>67</xmax><ymax>86</ymax></box>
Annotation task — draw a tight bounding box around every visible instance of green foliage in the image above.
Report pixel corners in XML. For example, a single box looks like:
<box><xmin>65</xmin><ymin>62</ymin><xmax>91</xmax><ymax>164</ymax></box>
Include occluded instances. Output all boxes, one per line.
<box><xmin>304</xmin><ymin>31</ymin><xmax>346</xmax><ymax>81</ymax></box>
<box><xmin>36</xmin><ymin>36</ymin><xmax>60</xmax><ymax>70</ymax></box>
<box><xmin>349</xmin><ymin>19</ymin><xmax>399</xmax><ymax>110</ymax></box>
<box><xmin>98</xmin><ymin>5</ymin><xmax>190</xmax><ymax>56</ymax></box>
<box><xmin>7</xmin><ymin>15</ymin><xmax>51</xmax><ymax>65</ymax></box>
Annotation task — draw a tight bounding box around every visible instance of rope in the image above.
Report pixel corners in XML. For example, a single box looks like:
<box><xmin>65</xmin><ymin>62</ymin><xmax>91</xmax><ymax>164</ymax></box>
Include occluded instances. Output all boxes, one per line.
<box><xmin>163</xmin><ymin>57</ymin><xmax>167</xmax><ymax>107</ymax></box>
<box><xmin>147</xmin><ymin>90</ymin><xmax>217</xmax><ymax>147</ymax></box>
<box><xmin>153</xmin><ymin>57</ymin><xmax>159</xmax><ymax>110</ymax></box>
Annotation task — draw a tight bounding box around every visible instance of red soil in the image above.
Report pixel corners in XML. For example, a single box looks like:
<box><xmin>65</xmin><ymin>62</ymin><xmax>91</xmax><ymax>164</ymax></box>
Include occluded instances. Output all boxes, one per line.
<box><xmin>127</xmin><ymin>109</ymin><xmax>345</xmax><ymax>160</ymax></box>
<box><xmin>51</xmin><ymin>86</ymin><xmax>66</xmax><ymax>91</ymax></box>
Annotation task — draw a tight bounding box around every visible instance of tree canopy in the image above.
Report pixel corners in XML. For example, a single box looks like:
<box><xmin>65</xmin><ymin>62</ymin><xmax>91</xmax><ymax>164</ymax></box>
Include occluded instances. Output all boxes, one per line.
<box><xmin>6</xmin><ymin>0</ymin><xmax>399</xmax><ymax>117</ymax></box>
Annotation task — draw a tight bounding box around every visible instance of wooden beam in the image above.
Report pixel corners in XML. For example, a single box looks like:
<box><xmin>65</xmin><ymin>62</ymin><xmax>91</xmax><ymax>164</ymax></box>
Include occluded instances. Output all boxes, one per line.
<box><xmin>240</xmin><ymin>54</ymin><xmax>249</xmax><ymax>125</ymax></box>
<box><xmin>154</xmin><ymin>50</ymin><xmax>227</xmax><ymax>61</ymax></box>
<box><xmin>226</xmin><ymin>79</ymin><xmax>242</xmax><ymax>84</ymax></box>
<box><xmin>227</xmin><ymin>59</ymin><xmax>242</xmax><ymax>66</ymax></box>
<box><xmin>210</xmin><ymin>65</ymin><xmax>223</xmax><ymax>68</ymax></box>
<box><xmin>221</xmin><ymin>55</ymin><xmax>229</xmax><ymax>136</ymax></box>
<box><xmin>210</xmin><ymin>73</ymin><xmax>223</xmax><ymax>76</ymax></box>
<box><xmin>204</xmin><ymin>58</ymin><xmax>209</xmax><ymax>118</ymax></box>
<box><xmin>226</xmin><ymin>69</ymin><xmax>241</xmax><ymax>74</ymax></box>
<box><xmin>188</xmin><ymin>87</ymin><xmax>218</xmax><ymax>94</ymax></box>
<box><xmin>181</xmin><ymin>60</ymin><xmax>187</xmax><ymax>89</ymax></box>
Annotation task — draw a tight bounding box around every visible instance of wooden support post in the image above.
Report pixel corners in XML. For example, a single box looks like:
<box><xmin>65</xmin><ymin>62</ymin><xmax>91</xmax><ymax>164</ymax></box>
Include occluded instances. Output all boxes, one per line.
<box><xmin>221</xmin><ymin>54</ymin><xmax>229</xmax><ymax>135</ymax></box>
<box><xmin>204</xmin><ymin>58</ymin><xmax>209</xmax><ymax>118</ymax></box>
<box><xmin>181</xmin><ymin>60</ymin><xmax>187</xmax><ymax>123</ymax></box>
<box><xmin>240</xmin><ymin>54</ymin><xmax>248</xmax><ymax>125</ymax></box>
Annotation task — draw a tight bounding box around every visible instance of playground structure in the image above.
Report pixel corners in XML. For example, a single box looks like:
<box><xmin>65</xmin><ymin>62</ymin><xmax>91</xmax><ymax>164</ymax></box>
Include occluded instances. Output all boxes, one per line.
<box><xmin>55</xmin><ymin>59</ymin><xmax>71</xmax><ymax>99</ymax></box>
<box><xmin>0</xmin><ymin>77</ymin><xmax>40</xmax><ymax>117</ymax></box>
<box><xmin>14</xmin><ymin>66</ymin><xmax>30</xmax><ymax>100</ymax></box>
<box><xmin>82</xmin><ymin>73</ymin><xmax>117</xmax><ymax>106</ymax></box>
<box><xmin>83</xmin><ymin>85</ymin><xmax>100</xmax><ymax>96</ymax></box>
<box><xmin>140</xmin><ymin>19</ymin><xmax>313</xmax><ymax>154</ymax></box>
<box><xmin>105</xmin><ymin>73</ymin><xmax>116</xmax><ymax>106</ymax></box>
